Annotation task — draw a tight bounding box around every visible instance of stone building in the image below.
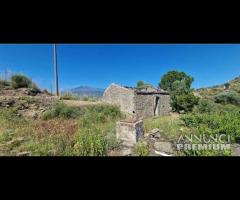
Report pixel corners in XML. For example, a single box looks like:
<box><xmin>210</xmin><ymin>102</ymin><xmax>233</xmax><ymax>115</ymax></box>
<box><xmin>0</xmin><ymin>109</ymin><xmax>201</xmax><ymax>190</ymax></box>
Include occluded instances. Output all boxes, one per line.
<box><xmin>102</xmin><ymin>83</ymin><xmax>171</xmax><ymax>118</ymax></box>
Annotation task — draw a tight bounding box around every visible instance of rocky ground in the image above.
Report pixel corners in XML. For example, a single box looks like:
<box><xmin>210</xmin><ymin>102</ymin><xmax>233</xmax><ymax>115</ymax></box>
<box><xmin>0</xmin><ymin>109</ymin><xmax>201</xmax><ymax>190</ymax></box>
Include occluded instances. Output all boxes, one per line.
<box><xmin>0</xmin><ymin>87</ymin><xmax>58</xmax><ymax>119</ymax></box>
<box><xmin>109</xmin><ymin>128</ymin><xmax>176</xmax><ymax>156</ymax></box>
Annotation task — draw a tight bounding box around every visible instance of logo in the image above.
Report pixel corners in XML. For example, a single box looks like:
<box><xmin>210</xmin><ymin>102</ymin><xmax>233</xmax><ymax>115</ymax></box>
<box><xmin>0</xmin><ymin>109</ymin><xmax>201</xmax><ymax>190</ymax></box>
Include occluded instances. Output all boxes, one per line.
<box><xmin>176</xmin><ymin>134</ymin><xmax>231</xmax><ymax>151</ymax></box>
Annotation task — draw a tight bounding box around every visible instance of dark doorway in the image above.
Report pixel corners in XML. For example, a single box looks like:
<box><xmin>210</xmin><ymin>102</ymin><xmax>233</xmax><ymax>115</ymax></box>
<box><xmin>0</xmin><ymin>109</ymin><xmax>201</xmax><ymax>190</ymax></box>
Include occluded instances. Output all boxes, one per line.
<box><xmin>154</xmin><ymin>96</ymin><xmax>159</xmax><ymax>116</ymax></box>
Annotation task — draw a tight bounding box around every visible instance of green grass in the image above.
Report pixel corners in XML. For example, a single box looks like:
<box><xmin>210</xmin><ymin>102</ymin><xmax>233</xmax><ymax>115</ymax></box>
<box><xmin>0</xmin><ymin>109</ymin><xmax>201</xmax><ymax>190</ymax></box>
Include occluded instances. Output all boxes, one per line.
<box><xmin>135</xmin><ymin>142</ymin><xmax>150</xmax><ymax>156</ymax></box>
<box><xmin>144</xmin><ymin>115</ymin><xmax>189</xmax><ymax>141</ymax></box>
<box><xmin>60</xmin><ymin>92</ymin><xmax>78</xmax><ymax>100</ymax></box>
<box><xmin>0</xmin><ymin>103</ymin><xmax>123</xmax><ymax>156</ymax></box>
<box><xmin>42</xmin><ymin>102</ymin><xmax>82</xmax><ymax>120</ymax></box>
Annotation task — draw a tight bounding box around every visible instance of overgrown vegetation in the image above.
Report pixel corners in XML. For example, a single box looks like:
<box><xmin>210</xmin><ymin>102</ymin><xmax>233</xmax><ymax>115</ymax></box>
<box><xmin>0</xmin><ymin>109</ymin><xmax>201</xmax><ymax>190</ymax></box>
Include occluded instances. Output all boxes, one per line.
<box><xmin>135</xmin><ymin>142</ymin><xmax>150</xmax><ymax>156</ymax></box>
<box><xmin>214</xmin><ymin>91</ymin><xmax>240</xmax><ymax>105</ymax></box>
<box><xmin>11</xmin><ymin>74</ymin><xmax>36</xmax><ymax>90</ymax></box>
<box><xmin>0</xmin><ymin>102</ymin><xmax>123</xmax><ymax>156</ymax></box>
<box><xmin>0</xmin><ymin>79</ymin><xmax>10</xmax><ymax>88</ymax></box>
<box><xmin>42</xmin><ymin>102</ymin><xmax>82</xmax><ymax>120</ymax></box>
<box><xmin>60</xmin><ymin>92</ymin><xmax>78</xmax><ymax>100</ymax></box>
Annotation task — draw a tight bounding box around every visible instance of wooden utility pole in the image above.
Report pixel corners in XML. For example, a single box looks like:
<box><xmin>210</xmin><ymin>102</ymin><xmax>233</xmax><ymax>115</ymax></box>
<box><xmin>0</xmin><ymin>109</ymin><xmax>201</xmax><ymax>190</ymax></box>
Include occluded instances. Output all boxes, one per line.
<box><xmin>53</xmin><ymin>44</ymin><xmax>59</xmax><ymax>96</ymax></box>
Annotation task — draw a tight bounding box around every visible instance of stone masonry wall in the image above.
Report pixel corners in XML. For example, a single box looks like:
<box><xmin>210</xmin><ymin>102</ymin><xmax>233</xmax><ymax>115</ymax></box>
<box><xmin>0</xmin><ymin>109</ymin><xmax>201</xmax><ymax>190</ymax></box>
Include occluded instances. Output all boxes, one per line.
<box><xmin>134</xmin><ymin>94</ymin><xmax>155</xmax><ymax>118</ymax></box>
<box><xmin>102</xmin><ymin>84</ymin><xmax>135</xmax><ymax>114</ymax></box>
<box><xmin>158</xmin><ymin>94</ymin><xmax>171</xmax><ymax>116</ymax></box>
<box><xmin>134</xmin><ymin>94</ymin><xmax>171</xmax><ymax>118</ymax></box>
<box><xmin>116</xmin><ymin>120</ymin><xmax>144</xmax><ymax>147</ymax></box>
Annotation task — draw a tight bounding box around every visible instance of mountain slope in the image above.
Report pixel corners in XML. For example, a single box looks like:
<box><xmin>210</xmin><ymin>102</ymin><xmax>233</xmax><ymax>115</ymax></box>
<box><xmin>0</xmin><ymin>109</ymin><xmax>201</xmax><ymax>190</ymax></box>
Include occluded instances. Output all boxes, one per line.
<box><xmin>195</xmin><ymin>76</ymin><xmax>240</xmax><ymax>98</ymax></box>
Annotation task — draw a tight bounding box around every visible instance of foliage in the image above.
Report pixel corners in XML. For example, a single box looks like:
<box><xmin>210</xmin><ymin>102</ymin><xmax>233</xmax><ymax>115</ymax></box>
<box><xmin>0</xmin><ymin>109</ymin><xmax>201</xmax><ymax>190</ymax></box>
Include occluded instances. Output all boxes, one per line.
<box><xmin>0</xmin><ymin>79</ymin><xmax>10</xmax><ymax>88</ymax></box>
<box><xmin>135</xmin><ymin>142</ymin><xmax>150</xmax><ymax>156</ymax></box>
<box><xmin>224</xmin><ymin>82</ymin><xmax>230</xmax><ymax>89</ymax></box>
<box><xmin>11</xmin><ymin>74</ymin><xmax>32</xmax><ymax>89</ymax></box>
<box><xmin>193</xmin><ymin>99</ymin><xmax>217</xmax><ymax>114</ymax></box>
<box><xmin>180</xmin><ymin>112</ymin><xmax>240</xmax><ymax>156</ymax></box>
<box><xmin>171</xmin><ymin>92</ymin><xmax>199</xmax><ymax>112</ymax></box>
<box><xmin>169</xmin><ymin>79</ymin><xmax>199</xmax><ymax>112</ymax></box>
<box><xmin>159</xmin><ymin>70</ymin><xmax>194</xmax><ymax>91</ymax></box>
<box><xmin>10</xmin><ymin>74</ymin><xmax>41</xmax><ymax>93</ymax></box>
<box><xmin>136</xmin><ymin>80</ymin><xmax>153</xmax><ymax>89</ymax></box>
<box><xmin>214</xmin><ymin>91</ymin><xmax>240</xmax><ymax>105</ymax></box>
<box><xmin>144</xmin><ymin>115</ymin><xmax>187</xmax><ymax>140</ymax></box>
<box><xmin>42</xmin><ymin>102</ymin><xmax>82</xmax><ymax>120</ymax></box>
<box><xmin>60</xmin><ymin>92</ymin><xmax>78</xmax><ymax>100</ymax></box>
<box><xmin>74</xmin><ymin>129</ymin><xmax>108</xmax><ymax>156</ymax></box>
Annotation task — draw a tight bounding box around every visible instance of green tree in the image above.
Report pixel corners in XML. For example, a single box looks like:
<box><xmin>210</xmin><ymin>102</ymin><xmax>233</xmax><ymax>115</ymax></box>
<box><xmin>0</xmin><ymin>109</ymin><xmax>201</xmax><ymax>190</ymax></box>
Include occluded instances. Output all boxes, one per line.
<box><xmin>159</xmin><ymin>71</ymin><xmax>198</xmax><ymax>112</ymax></box>
<box><xmin>136</xmin><ymin>80</ymin><xmax>153</xmax><ymax>89</ymax></box>
<box><xmin>224</xmin><ymin>82</ymin><xmax>230</xmax><ymax>90</ymax></box>
<box><xmin>137</xmin><ymin>80</ymin><xmax>145</xmax><ymax>88</ymax></box>
<box><xmin>159</xmin><ymin>70</ymin><xmax>194</xmax><ymax>91</ymax></box>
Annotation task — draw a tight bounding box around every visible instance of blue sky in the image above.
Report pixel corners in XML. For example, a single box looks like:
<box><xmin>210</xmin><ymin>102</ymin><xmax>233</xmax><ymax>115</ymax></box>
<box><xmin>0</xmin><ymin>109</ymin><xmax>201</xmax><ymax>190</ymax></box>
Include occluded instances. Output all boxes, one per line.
<box><xmin>0</xmin><ymin>44</ymin><xmax>239</xmax><ymax>91</ymax></box>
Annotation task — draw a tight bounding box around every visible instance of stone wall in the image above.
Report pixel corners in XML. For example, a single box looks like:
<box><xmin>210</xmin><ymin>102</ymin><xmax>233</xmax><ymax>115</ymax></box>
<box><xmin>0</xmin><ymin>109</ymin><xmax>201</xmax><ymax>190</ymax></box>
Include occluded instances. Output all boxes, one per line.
<box><xmin>116</xmin><ymin>119</ymin><xmax>144</xmax><ymax>147</ymax></box>
<box><xmin>102</xmin><ymin>83</ymin><xmax>135</xmax><ymax>114</ymax></box>
<box><xmin>158</xmin><ymin>94</ymin><xmax>171</xmax><ymax>116</ymax></box>
<box><xmin>134</xmin><ymin>94</ymin><xmax>154</xmax><ymax>118</ymax></box>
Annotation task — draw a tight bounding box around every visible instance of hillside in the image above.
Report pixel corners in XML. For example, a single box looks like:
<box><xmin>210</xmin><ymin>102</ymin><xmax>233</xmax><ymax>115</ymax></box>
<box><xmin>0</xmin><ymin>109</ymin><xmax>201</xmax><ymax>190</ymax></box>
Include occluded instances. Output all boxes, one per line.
<box><xmin>195</xmin><ymin>76</ymin><xmax>240</xmax><ymax>99</ymax></box>
<box><xmin>64</xmin><ymin>86</ymin><xmax>105</xmax><ymax>97</ymax></box>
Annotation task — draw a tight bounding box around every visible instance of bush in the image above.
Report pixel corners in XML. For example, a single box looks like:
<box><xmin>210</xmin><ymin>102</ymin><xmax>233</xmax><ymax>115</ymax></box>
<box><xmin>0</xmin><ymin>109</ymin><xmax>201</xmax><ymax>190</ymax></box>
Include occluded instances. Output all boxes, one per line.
<box><xmin>214</xmin><ymin>91</ymin><xmax>240</xmax><ymax>105</ymax></box>
<box><xmin>10</xmin><ymin>74</ymin><xmax>40</xmax><ymax>92</ymax></box>
<box><xmin>60</xmin><ymin>92</ymin><xmax>78</xmax><ymax>100</ymax></box>
<box><xmin>171</xmin><ymin>92</ymin><xmax>199</xmax><ymax>112</ymax></box>
<box><xmin>180</xmin><ymin>112</ymin><xmax>240</xmax><ymax>156</ymax></box>
<box><xmin>136</xmin><ymin>80</ymin><xmax>153</xmax><ymax>89</ymax></box>
<box><xmin>0</xmin><ymin>79</ymin><xmax>10</xmax><ymax>88</ymax></box>
<box><xmin>193</xmin><ymin>99</ymin><xmax>217</xmax><ymax>114</ymax></box>
<box><xmin>11</xmin><ymin>74</ymin><xmax>32</xmax><ymax>89</ymax></box>
<box><xmin>135</xmin><ymin>142</ymin><xmax>150</xmax><ymax>156</ymax></box>
<box><xmin>74</xmin><ymin>129</ymin><xmax>108</xmax><ymax>156</ymax></box>
<box><xmin>181</xmin><ymin>112</ymin><xmax>240</xmax><ymax>142</ymax></box>
<box><xmin>79</xmin><ymin>105</ymin><xmax>122</xmax><ymax>127</ymax></box>
<box><xmin>42</xmin><ymin>102</ymin><xmax>82</xmax><ymax>120</ymax></box>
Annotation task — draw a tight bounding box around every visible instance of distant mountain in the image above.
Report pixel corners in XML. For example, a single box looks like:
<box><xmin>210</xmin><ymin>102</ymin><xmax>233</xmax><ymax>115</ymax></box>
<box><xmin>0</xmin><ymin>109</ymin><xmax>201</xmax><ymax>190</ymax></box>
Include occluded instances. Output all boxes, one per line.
<box><xmin>64</xmin><ymin>86</ymin><xmax>105</xmax><ymax>97</ymax></box>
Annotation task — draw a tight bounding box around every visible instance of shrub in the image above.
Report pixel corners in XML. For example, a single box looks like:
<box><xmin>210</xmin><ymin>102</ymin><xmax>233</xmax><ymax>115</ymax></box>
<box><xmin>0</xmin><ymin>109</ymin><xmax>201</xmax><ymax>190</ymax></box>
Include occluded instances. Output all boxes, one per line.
<box><xmin>171</xmin><ymin>92</ymin><xmax>199</xmax><ymax>112</ymax></box>
<box><xmin>224</xmin><ymin>82</ymin><xmax>230</xmax><ymax>89</ymax></box>
<box><xmin>180</xmin><ymin>112</ymin><xmax>240</xmax><ymax>156</ymax></box>
<box><xmin>10</xmin><ymin>74</ymin><xmax>41</xmax><ymax>93</ymax></box>
<box><xmin>214</xmin><ymin>91</ymin><xmax>240</xmax><ymax>105</ymax></box>
<box><xmin>74</xmin><ymin>128</ymin><xmax>108</xmax><ymax>156</ymax></box>
<box><xmin>79</xmin><ymin>105</ymin><xmax>122</xmax><ymax>128</ymax></box>
<box><xmin>11</xmin><ymin>74</ymin><xmax>32</xmax><ymax>89</ymax></box>
<box><xmin>60</xmin><ymin>92</ymin><xmax>78</xmax><ymax>100</ymax></box>
<box><xmin>42</xmin><ymin>102</ymin><xmax>81</xmax><ymax>120</ymax></box>
<box><xmin>181</xmin><ymin>112</ymin><xmax>240</xmax><ymax>142</ymax></box>
<box><xmin>0</xmin><ymin>79</ymin><xmax>10</xmax><ymax>88</ymax></box>
<box><xmin>193</xmin><ymin>99</ymin><xmax>217</xmax><ymax>114</ymax></box>
<box><xmin>136</xmin><ymin>80</ymin><xmax>153</xmax><ymax>89</ymax></box>
<box><xmin>135</xmin><ymin>142</ymin><xmax>150</xmax><ymax>156</ymax></box>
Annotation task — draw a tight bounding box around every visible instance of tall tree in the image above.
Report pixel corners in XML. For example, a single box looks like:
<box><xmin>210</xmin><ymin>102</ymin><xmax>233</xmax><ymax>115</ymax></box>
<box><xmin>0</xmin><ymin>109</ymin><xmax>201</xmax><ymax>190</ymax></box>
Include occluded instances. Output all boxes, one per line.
<box><xmin>159</xmin><ymin>70</ymin><xmax>198</xmax><ymax>112</ymax></box>
<box><xmin>159</xmin><ymin>70</ymin><xmax>193</xmax><ymax>92</ymax></box>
